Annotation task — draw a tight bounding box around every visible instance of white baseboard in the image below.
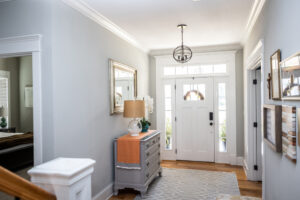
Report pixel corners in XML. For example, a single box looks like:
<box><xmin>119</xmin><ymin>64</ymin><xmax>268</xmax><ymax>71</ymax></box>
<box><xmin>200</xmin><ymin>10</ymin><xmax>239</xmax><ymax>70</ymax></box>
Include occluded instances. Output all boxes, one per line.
<box><xmin>236</xmin><ymin>156</ymin><xmax>244</xmax><ymax>166</ymax></box>
<box><xmin>93</xmin><ymin>183</ymin><xmax>113</xmax><ymax>200</ymax></box>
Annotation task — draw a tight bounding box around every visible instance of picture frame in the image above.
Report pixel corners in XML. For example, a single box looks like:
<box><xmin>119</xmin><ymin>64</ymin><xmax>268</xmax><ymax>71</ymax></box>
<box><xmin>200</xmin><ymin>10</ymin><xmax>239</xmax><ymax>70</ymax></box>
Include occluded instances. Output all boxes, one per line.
<box><xmin>270</xmin><ymin>50</ymin><xmax>281</xmax><ymax>100</ymax></box>
<box><xmin>263</xmin><ymin>104</ymin><xmax>282</xmax><ymax>153</ymax></box>
<box><xmin>297</xmin><ymin>108</ymin><xmax>300</xmax><ymax>147</ymax></box>
<box><xmin>109</xmin><ymin>59</ymin><xmax>137</xmax><ymax>114</ymax></box>
<box><xmin>282</xmin><ymin>106</ymin><xmax>297</xmax><ymax>163</ymax></box>
<box><xmin>280</xmin><ymin>52</ymin><xmax>300</xmax><ymax>100</ymax></box>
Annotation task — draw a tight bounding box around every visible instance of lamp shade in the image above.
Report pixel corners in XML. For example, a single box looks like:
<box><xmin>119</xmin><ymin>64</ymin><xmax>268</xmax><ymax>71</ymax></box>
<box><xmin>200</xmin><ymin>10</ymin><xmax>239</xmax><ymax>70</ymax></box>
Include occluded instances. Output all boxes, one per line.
<box><xmin>123</xmin><ymin>100</ymin><xmax>145</xmax><ymax>118</ymax></box>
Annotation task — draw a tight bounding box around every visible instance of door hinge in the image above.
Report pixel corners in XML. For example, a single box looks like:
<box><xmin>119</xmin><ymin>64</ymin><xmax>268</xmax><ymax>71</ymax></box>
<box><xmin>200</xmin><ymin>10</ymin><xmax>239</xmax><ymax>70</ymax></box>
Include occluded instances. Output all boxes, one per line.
<box><xmin>253</xmin><ymin>122</ymin><xmax>258</xmax><ymax>127</ymax></box>
<box><xmin>174</xmin><ymin>84</ymin><xmax>176</xmax><ymax>90</ymax></box>
<box><xmin>175</xmin><ymin>116</ymin><xmax>177</xmax><ymax>122</ymax></box>
<box><xmin>175</xmin><ymin>149</ymin><xmax>178</xmax><ymax>154</ymax></box>
<box><xmin>254</xmin><ymin>165</ymin><xmax>258</xmax><ymax>171</ymax></box>
<box><xmin>253</xmin><ymin>79</ymin><xmax>257</xmax><ymax>85</ymax></box>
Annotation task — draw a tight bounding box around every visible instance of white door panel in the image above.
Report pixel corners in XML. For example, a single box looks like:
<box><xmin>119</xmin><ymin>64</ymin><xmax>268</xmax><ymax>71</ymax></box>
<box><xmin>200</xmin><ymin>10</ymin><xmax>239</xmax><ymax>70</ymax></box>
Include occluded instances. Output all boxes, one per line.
<box><xmin>176</xmin><ymin>78</ymin><xmax>214</xmax><ymax>162</ymax></box>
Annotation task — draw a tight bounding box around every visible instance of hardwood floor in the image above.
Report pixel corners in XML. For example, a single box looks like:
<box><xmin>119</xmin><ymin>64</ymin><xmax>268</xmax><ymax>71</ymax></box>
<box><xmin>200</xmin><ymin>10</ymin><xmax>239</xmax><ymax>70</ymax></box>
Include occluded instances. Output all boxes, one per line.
<box><xmin>110</xmin><ymin>160</ymin><xmax>262</xmax><ymax>200</ymax></box>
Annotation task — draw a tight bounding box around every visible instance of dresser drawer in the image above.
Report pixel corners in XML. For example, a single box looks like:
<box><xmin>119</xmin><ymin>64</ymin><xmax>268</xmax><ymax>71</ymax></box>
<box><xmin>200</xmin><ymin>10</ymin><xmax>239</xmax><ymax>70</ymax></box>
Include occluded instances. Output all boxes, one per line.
<box><xmin>145</xmin><ymin>142</ymin><xmax>160</xmax><ymax>159</ymax></box>
<box><xmin>144</xmin><ymin>150</ymin><xmax>160</xmax><ymax>181</ymax></box>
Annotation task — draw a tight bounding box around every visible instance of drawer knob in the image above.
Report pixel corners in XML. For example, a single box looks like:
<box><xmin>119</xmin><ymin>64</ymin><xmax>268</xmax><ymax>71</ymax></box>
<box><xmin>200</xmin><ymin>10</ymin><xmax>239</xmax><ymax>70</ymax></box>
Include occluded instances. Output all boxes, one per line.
<box><xmin>158</xmin><ymin>144</ymin><xmax>161</xmax><ymax>148</ymax></box>
<box><xmin>146</xmin><ymin>162</ymin><xmax>150</xmax><ymax>166</ymax></box>
<box><xmin>146</xmin><ymin>173</ymin><xmax>149</xmax><ymax>178</ymax></box>
<box><xmin>158</xmin><ymin>152</ymin><xmax>160</xmax><ymax>156</ymax></box>
<box><xmin>153</xmin><ymin>140</ymin><xmax>155</xmax><ymax>144</ymax></box>
<box><xmin>146</xmin><ymin>152</ymin><xmax>150</xmax><ymax>157</ymax></box>
<box><xmin>146</xmin><ymin>144</ymin><xmax>150</xmax><ymax>148</ymax></box>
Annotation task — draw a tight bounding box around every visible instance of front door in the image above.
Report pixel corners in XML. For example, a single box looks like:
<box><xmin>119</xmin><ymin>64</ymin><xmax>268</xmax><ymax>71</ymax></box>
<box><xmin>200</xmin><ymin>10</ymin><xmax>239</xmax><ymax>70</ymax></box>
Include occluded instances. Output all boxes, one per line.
<box><xmin>176</xmin><ymin>78</ymin><xmax>215</xmax><ymax>162</ymax></box>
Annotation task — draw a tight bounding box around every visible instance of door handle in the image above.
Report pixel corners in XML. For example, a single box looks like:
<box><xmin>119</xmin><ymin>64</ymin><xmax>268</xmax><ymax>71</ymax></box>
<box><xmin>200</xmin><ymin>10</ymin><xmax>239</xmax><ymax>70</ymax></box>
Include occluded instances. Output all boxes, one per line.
<box><xmin>209</xmin><ymin>112</ymin><xmax>213</xmax><ymax>121</ymax></box>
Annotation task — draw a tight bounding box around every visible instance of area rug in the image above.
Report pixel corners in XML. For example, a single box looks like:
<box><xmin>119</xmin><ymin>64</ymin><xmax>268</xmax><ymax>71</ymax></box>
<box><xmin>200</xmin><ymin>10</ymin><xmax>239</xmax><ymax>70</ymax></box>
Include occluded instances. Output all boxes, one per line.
<box><xmin>134</xmin><ymin>168</ymin><xmax>240</xmax><ymax>200</ymax></box>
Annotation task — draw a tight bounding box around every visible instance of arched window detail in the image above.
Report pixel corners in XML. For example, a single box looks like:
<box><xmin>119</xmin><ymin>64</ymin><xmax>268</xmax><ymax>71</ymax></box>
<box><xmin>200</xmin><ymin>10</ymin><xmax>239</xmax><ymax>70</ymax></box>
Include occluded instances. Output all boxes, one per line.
<box><xmin>183</xmin><ymin>84</ymin><xmax>205</xmax><ymax>101</ymax></box>
<box><xmin>184</xmin><ymin>90</ymin><xmax>204</xmax><ymax>101</ymax></box>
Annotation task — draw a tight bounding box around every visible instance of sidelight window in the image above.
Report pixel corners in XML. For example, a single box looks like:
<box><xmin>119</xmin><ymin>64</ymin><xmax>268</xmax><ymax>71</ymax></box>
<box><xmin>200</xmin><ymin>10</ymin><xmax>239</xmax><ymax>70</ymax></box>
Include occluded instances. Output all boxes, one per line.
<box><xmin>218</xmin><ymin>83</ymin><xmax>227</xmax><ymax>152</ymax></box>
<box><xmin>164</xmin><ymin>85</ymin><xmax>172</xmax><ymax>150</ymax></box>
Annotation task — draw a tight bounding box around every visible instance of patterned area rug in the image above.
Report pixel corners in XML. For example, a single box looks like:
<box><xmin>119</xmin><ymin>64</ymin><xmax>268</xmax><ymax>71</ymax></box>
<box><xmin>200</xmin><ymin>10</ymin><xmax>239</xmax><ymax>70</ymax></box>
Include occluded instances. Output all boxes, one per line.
<box><xmin>135</xmin><ymin>168</ymin><xmax>240</xmax><ymax>200</ymax></box>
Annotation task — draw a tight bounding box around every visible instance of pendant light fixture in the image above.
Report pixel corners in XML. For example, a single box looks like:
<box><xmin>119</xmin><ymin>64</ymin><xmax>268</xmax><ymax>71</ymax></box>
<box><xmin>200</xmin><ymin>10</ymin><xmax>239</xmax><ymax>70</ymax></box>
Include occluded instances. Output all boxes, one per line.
<box><xmin>173</xmin><ymin>24</ymin><xmax>192</xmax><ymax>63</ymax></box>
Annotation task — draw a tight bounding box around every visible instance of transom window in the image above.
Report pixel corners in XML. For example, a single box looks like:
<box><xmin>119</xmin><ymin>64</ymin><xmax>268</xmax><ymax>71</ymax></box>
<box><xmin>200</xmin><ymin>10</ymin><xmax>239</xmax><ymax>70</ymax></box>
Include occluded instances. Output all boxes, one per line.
<box><xmin>164</xmin><ymin>64</ymin><xmax>227</xmax><ymax>76</ymax></box>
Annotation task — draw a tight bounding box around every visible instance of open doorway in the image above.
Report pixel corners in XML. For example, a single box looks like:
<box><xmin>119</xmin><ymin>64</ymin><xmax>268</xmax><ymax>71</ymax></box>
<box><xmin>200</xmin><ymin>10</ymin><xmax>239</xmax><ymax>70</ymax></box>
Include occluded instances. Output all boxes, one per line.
<box><xmin>0</xmin><ymin>55</ymin><xmax>34</xmax><ymax>172</ymax></box>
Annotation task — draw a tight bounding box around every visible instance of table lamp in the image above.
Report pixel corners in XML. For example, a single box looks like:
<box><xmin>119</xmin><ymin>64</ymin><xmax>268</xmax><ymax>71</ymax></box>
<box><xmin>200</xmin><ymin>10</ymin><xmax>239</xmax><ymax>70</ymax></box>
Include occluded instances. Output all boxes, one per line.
<box><xmin>123</xmin><ymin>100</ymin><xmax>145</xmax><ymax>136</ymax></box>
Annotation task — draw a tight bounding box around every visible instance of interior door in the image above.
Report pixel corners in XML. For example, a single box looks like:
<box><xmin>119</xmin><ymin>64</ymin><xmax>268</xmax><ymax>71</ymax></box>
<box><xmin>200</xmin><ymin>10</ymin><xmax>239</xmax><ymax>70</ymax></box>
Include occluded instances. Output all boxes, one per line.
<box><xmin>176</xmin><ymin>78</ymin><xmax>214</xmax><ymax>162</ymax></box>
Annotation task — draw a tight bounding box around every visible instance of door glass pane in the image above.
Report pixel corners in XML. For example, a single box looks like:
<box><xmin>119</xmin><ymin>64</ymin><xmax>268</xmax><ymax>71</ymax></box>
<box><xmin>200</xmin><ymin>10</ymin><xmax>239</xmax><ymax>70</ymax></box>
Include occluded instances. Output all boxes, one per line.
<box><xmin>200</xmin><ymin>65</ymin><xmax>213</xmax><ymax>74</ymax></box>
<box><xmin>219</xmin><ymin>138</ymin><xmax>227</xmax><ymax>152</ymax></box>
<box><xmin>218</xmin><ymin>83</ymin><xmax>227</xmax><ymax>152</ymax></box>
<box><xmin>165</xmin><ymin>98</ymin><xmax>172</xmax><ymax>110</ymax></box>
<box><xmin>214</xmin><ymin>64</ymin><xmax>227</xmax><ymax>73</ymax></box>
<box><xmin>188</xmin><ymin>65</ymin><xmax>201</xmax><ymax>74</ymax></box>
<box><xmin>164</xmin><ymin>67</ymin><xmax>175</xmax><ymax>76</ymax></box>
<box><xmin>165</xmin><ymin>110</ymin><xmax>172</xmax><ymax>150</ymax></box>
<box><xmin>183</xmin><ymin>84</ymin><xmax>205</xmax><ymax>101</ymax></box>
<box><xmin>164</xmin><ymin>84</ymin><xmax>172</xmax><ymax>150</ymax></box>
<box><xmin>176</xmin><ymin>66</ymin><xmax>188</xmax><ymax>75</ymax></box>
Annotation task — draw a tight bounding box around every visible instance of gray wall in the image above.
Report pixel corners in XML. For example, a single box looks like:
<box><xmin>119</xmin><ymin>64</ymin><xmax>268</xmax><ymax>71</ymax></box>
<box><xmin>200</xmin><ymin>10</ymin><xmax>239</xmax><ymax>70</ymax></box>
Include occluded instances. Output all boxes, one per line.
<box><xmin>235</xmin><ymin>49</ymin><xmax>244</xmax><ymax>156</ymax></box>
<box><xmin>0</xmin><ymin>57</ymin><xmax>20</xmax><ymax>129</ymax></box>
<box><xmin>0</xmin><ymin>0</ymin><xmax>55</xmax><ymax>161</ymax></box>
<box><xmin>0</xmin><ymin>0</ymin><xmax>150</xmax><ymax>196</ymax></box>
<box><xmin>19</xmin><ymin>56</ymin><xmax>33</xmax><ymax>132</ymax></box>
<box><xmin>51</xmin><ymin>1</ymin><xmax>150</xmax><ymax>195</ymax></box>
<box><xmin>244</xmin><ymin>0</ymin><xmax>300</xmax><ymax>199</ymax></box>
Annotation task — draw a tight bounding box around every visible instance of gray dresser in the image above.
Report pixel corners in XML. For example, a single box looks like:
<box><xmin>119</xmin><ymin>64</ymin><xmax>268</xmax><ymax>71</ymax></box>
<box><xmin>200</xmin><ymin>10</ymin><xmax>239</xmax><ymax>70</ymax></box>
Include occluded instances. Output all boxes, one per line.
<box><xmin>114</xmin><ymin>131</ymin><xmax>162</xmax><ymax>197</ymax></box>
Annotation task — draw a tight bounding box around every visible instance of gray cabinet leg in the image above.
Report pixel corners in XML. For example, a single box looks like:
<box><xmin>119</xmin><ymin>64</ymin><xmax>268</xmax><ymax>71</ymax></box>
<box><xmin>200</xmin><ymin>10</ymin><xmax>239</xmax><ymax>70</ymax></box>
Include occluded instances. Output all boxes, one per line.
<box><xmin>158</xmin><ymin>169</ymin><xmax>162</xmax><ymax>177</ymax></box>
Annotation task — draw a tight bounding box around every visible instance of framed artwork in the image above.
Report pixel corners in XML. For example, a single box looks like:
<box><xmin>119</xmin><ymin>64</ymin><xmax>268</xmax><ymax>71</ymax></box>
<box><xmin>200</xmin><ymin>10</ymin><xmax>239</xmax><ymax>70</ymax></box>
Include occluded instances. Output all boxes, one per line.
<box><xmin>280</xmin><ymin>52</ymin><xmax>300</xmax><ymax>100</ymax></box>
<box><xmin>270</xmin><ymin>50</ymin><xmax>281</xmax><ymax>100</ymax></box>
<box><xmin>282</xmin><ymin>106</ymin><xmax>296</xmax><ymax>163</ymax></box>
<box><xmin>263</xmin><ymin>104</ymin><xmax>282</xmax><ymax>153</ymax></box>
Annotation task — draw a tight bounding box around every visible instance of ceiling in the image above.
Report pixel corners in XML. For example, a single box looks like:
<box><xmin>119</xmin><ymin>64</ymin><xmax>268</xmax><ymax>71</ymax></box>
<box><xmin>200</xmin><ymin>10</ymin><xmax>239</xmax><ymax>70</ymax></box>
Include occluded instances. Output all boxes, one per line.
<box><xmin>83</xmin><ymin>0</ymin><xmax>254</xmax><ymax>50</ymax></box>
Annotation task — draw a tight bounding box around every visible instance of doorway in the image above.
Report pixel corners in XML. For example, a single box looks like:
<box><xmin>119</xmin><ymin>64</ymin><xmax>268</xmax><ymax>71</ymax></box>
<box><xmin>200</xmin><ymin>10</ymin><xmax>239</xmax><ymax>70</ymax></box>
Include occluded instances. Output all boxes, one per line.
<box><xmin>176</xmin><ymin>77</ymin><xmax>214</xmax><ymax>162</ymax></box>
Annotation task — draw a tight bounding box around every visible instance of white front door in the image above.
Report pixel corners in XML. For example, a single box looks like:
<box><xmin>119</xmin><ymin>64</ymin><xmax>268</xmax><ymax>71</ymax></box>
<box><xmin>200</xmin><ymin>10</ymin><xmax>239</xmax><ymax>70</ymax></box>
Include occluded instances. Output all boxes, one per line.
<box><xmin>176</xmin><ymin>78</ymin><xmax>215</xmax><ymax>162</ymax></box>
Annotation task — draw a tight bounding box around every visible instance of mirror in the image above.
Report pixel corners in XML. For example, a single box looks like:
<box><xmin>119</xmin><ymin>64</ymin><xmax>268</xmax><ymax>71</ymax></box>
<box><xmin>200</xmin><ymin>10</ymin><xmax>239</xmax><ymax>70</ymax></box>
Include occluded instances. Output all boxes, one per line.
<box><xmin>110</xmin><ymin>59</ymin><xmax>137</xmax><ymax>114</ymax></box>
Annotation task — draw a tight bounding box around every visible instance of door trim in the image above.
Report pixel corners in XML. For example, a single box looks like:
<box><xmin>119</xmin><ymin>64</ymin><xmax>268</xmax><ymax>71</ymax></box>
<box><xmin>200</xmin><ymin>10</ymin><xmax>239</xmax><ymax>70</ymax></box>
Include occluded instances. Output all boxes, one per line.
<box><xmin>0</xmin><ymin>35</ymin><xmax>43</xmax><ymax>165</ymax></box>
<box><xmin>155</xmin><ymin>51</ymin><xmax>237</xmax><ymax>164</ymax></box>
<box><xmin>244</xmin><ymin>39</ymin><xmax>264</xmax><ymax>182</ymax></box>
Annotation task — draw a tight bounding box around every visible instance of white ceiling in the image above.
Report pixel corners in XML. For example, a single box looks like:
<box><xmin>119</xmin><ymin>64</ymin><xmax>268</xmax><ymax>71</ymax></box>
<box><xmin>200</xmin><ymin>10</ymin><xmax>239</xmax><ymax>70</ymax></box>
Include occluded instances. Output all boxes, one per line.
<box><xmin>83</xmin><ymin>0</ymin><xmax>254</xmax><ymax>50</ymax></box>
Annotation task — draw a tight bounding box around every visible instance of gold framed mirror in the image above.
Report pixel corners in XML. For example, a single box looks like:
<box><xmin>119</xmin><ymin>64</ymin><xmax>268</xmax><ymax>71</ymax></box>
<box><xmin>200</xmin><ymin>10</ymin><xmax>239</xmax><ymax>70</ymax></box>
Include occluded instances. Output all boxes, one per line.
<box><xmin>110</xmin><ymin>59</ymin><xmax>137</xmax><ymax>114</ymax></box>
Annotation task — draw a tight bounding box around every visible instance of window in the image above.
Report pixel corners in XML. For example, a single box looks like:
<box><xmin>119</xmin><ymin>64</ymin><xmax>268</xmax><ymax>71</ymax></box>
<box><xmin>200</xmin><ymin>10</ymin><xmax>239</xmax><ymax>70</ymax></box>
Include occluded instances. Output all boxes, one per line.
<box><xmin>183</xmin><ymin>84</ymin><xmax>205</xmax><ymax>101</ymax></box>
<box><xmin>164</xmin><ymin>85</ymin><xmax>172</xmax><ymax>150</ymax></box>
<box><xmin>218</xmin><ymin>83</ymin><xmax>227</xmax><ymax>152</ymax></box>
<box><xmin>0</xmin><ymin>71</ymin><xmax>9</xmax><ymax>125</ymax></box>
<box><xmin>163</xmin><ymin>64</ymin><xmax>227</xmax><ymax>76</ymax></box>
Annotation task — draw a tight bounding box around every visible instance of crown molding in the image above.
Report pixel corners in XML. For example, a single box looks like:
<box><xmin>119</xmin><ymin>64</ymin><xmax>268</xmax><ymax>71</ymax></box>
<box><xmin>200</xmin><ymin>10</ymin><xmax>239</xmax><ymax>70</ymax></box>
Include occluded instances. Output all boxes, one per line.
<box><xmin>149</xmin><ymin>43</ymin><xmax>242</xmax><ymax>57</ymax></box>
<box><xmin>62</xmin><ymin>0</ymin><xmax>148</xmax><ymax>53</ymax></box>
<box><xmin>242</xmin><ymin>0</ymin><xmax>266</xmax><ymax>44</ymax></box>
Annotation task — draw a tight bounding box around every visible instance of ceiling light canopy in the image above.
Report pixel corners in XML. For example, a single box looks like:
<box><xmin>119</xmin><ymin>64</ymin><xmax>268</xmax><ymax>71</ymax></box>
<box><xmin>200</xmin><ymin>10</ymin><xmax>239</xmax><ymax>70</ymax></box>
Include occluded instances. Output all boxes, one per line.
<box><xmin>173</xmin><ymin>24</ymin><xmax>192</xmax><ymax>63</ymax></box>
